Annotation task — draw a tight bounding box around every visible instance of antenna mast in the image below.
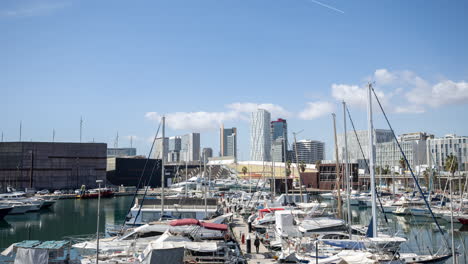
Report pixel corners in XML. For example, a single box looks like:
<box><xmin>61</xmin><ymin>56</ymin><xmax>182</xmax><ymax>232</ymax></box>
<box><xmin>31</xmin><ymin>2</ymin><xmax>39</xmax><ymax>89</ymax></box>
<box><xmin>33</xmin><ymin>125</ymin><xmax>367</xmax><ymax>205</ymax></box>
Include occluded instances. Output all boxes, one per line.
<box><xmin>80</xmin><ymin>117</ymin><xmax>83</xmax><ymax>143</ymax></box>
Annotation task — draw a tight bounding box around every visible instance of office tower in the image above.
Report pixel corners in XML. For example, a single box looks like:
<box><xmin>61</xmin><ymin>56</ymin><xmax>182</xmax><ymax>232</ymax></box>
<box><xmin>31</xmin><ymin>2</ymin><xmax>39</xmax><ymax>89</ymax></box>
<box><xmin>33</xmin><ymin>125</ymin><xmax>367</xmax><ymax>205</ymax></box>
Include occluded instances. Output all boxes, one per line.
<box><xmin>181</xmin><ymin>133</ymin><xmax>200</xmax><ymax>162</ymax></box>
<box><xmin>250</xmin><ymin>109</ymin><xmax>271</xmax><ymax>161</ymax></box>
<box><xmin>202</xmin><ymin>147</ymin><xmax>213</xmax><ymax>163</ymax></box>
<box><xmin>292</xmin><ymin>140</ymin><xmax>325</xmax><ymax>164</ymax></box>
<box><xmin>427</xmin><ymin>134</ymin><xmax>467</xmax><ymax>171</ymax></box>
<box><xmin>271</xmin><ymin>118</ymin><xmax>287</xmax><ymax>162</ymax></box>
<box><xmin>220</xmin><ymin>125</ymin><xmax>237</xmax><ymax>158</ymax></box>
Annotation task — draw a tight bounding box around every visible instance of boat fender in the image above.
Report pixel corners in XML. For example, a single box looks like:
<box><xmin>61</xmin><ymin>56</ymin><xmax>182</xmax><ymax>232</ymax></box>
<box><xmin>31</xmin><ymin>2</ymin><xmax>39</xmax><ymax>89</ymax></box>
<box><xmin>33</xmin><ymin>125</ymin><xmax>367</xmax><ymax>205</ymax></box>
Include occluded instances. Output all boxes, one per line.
<box><xmin>395</xmin><ymin>252</ymin><xmax>400</xmax><ymax>259</ymax></box>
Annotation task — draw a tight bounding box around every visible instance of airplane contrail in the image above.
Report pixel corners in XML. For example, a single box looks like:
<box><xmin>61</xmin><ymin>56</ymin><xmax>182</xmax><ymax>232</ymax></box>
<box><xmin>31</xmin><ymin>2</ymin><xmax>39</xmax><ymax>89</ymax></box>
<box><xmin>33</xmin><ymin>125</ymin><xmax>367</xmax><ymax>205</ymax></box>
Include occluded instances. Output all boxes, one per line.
<box><xmin>308</xmin><ymin>0</ymin><xmax>345</xmax><ymax>14</ymax></box>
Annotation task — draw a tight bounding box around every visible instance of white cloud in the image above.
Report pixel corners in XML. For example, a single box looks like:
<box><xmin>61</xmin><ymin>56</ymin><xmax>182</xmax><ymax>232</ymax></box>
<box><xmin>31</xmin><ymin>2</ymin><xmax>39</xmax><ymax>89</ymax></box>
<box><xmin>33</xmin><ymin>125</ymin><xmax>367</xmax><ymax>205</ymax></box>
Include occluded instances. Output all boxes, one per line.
<box><xmin>145</xmin><ymin>111</ymin><xmax>240</xmax><ymax>131</ymax></box>
<box><xmin>299</xmin><ymin>101</ymin><xmax>335</xmax><ymax>120</ymax></box>
<box><xmin>331</xmin><ymin>68</ymin><xmax>468</xmax><ymax>114</ymax></box>
<box><xmin>374</xmin><ymin>69</ymin><xmax>396</xmax><ymax>85</ymax></box>
<box><xmin>145</xmin><ymin>102</ymin><xmax>292</xmax><ymax>132</ymax></box>
<box><xmin>145</xmin><ymin>112</ymin><xmax>160</xmax><ymax>121</ymax></box>
<box><xmin>394</xmin><ymin>105</ymin><xmax>425</xmax><ymax>114</ymax></box>
<box><xmin>406</xmin><ymin>80</ymin><xmax>468</xmax><ymax>107</ymax></box>
<box><xmin>331</xmin><ymin>84</ymin><xmax>368</xmax><ymax>108</ymax></box>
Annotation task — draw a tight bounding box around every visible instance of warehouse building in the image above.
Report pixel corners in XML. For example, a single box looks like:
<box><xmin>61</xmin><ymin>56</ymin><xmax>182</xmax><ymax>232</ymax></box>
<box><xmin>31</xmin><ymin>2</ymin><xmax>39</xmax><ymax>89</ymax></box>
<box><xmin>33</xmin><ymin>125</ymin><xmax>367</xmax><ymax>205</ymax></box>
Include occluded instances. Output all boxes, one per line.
<box><xmin>0</xmin><ymin>142</ymin><xmax>107</xmax><ymax>191</ymax></box>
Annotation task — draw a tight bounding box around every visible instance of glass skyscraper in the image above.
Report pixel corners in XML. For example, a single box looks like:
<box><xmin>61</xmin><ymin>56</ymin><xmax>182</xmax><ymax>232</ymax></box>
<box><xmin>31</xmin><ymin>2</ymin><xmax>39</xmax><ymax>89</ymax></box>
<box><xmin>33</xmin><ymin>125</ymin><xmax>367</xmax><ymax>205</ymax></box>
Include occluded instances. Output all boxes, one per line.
<box><xmin>271</xmin><ymin>118</ymin><xmax>288</xmax><ymax>162</ymax></box>
<box><xmin>220</xmin><ymin>126</ymin><xmax>237</xmax><ymax>158</ymax></box>
<box><xmin>250</xmin><ymin>109</ymin><xmax>271</xmax><ymax>161</ymax></box>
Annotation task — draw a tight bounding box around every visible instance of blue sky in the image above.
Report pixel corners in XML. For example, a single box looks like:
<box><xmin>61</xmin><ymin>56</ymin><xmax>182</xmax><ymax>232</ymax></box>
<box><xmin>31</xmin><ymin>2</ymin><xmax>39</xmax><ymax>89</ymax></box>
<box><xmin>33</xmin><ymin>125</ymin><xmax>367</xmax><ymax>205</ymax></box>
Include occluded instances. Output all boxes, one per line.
<box><xmin>1</xmin><ymin>0</ymin><xmax>467</xmax><ymax>160</ymax></box>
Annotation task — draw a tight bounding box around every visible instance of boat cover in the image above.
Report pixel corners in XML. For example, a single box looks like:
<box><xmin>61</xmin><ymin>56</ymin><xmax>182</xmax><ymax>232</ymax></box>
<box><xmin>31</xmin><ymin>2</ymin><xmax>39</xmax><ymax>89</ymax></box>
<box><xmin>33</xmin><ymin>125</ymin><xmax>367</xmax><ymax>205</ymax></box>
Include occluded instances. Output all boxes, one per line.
<box><xmin>199</xmin><ymin>222</ymin><xmax>228</xmax><ymax>231</ymax></box>
<box><xmin>139</xmin><ymin>247</ymin><xmax>184</xmax><ymax>264</ymax></box>
<box><xmin>14</xmin><ymin>248</ymin><xmax>49</xmax><ymax>264</ymax></box>
<box><xmin>170</xmin><ymin>219</ymin><xmax>199</xmax><ymax>226</ymax></box>
<box><xmin>337</xmin><ymin>250</ymin><xmax>377</xmax><ymax>264</ymax></box>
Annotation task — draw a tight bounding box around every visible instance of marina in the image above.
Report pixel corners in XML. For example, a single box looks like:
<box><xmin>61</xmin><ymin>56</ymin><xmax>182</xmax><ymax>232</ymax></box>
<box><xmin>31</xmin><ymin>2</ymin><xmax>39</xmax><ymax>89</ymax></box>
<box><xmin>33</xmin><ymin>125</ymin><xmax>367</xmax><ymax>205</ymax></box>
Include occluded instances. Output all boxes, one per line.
<box><xmin>2</xmin><ymin>1</ymin><xmax>468</xmax><ymax>263</ymax></box>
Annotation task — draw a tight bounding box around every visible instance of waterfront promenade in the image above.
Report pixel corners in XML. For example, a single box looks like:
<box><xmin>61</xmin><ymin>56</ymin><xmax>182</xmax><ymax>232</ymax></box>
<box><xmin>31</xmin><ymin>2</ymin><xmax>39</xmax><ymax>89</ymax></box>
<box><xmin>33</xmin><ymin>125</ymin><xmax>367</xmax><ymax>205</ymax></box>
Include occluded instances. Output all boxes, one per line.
<box><xmin>231</xmin><ymin>215</ymin><xmax>275</xmax><ymax>264</ymax></box>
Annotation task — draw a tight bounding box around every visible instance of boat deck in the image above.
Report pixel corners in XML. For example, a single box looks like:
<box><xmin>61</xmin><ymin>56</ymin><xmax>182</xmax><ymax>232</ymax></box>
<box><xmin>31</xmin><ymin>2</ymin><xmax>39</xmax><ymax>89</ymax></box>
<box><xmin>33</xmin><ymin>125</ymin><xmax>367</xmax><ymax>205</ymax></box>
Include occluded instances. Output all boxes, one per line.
<box><xmin>231</xmin><ymin>215</ymin><xmax>275</xmax><ymax>264</ymax></box>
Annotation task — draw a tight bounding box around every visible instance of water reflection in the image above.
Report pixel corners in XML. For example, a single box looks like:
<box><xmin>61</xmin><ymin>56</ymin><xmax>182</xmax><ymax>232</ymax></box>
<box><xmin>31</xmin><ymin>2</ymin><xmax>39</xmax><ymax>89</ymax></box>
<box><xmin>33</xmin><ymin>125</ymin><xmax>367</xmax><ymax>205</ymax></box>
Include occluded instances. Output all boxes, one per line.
<box><xmin>0</xmin><ymin>196</ymin><xmax>133</xmax><ymax>249</ymax></box>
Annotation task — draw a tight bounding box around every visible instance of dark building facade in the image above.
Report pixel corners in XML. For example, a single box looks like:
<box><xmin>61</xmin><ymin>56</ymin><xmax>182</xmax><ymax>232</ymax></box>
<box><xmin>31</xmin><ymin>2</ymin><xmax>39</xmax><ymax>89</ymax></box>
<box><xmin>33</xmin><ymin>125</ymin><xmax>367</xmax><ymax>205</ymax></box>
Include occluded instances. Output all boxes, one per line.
<box><xmin>0</xmin><ymin>142</ymin><xmax>107</xmax><ymax>191</ymax></box>
<box><xmin>107</xmin><ymin>157</ymin><xmax>182</xmax><ymax>187</ymax></box>
<box><xmin>317</xmin><ymin>163</ymin><xmax>359</xmax><ymax>190</ymax></box>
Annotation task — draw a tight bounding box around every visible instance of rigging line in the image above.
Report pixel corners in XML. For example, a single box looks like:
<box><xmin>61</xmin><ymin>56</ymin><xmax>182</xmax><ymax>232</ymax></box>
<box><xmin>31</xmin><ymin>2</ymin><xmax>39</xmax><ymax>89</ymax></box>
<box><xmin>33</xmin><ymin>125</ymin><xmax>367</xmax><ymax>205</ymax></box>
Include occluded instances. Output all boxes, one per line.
<box><xmin>370</xmin><ymin>86</ymin><xmax>450</xmax><ymax>250</ymax></box>
<box><xmin>345</xmin><ymin>105</ymin><xmax>389</xmax><ymax>223</ymax></box>
<box><xmin>121</xmin><ymin>121</ymin><xmax>162</xmax><ymax>228</ymax></box>
<box><xmin>133</xmin><ymin>150</ymin><xmax>161</xmax><ymax>226</ymax></box>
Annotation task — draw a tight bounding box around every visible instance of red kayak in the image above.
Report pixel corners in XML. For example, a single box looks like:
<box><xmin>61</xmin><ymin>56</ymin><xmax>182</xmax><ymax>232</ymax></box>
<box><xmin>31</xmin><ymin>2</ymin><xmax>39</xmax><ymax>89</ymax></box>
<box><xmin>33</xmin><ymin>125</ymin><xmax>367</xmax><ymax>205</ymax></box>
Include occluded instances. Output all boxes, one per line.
<box><xmin>458</xmin><ymin>218</ymin><xmax>468</xmax><ymax>225</ymax></box>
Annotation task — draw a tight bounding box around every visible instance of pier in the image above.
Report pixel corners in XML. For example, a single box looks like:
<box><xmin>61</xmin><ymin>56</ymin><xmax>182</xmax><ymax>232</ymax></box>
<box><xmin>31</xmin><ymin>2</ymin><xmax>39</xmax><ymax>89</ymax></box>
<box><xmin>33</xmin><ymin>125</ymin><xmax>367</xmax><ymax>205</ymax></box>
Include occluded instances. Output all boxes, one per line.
<box><xmin>231</xmin><ymin>215</ymin><xmax>275</xmax><ymax>264</ymax></box>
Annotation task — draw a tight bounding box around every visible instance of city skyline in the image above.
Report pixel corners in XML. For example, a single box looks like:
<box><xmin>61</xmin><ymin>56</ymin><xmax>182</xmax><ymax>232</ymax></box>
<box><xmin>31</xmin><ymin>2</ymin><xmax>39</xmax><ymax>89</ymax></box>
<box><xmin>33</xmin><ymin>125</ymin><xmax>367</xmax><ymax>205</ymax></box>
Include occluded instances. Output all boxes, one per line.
<box><xmin>1</xmin><ymin>0</ymin><xmax>467</xmax><ymax>160</ymax></box>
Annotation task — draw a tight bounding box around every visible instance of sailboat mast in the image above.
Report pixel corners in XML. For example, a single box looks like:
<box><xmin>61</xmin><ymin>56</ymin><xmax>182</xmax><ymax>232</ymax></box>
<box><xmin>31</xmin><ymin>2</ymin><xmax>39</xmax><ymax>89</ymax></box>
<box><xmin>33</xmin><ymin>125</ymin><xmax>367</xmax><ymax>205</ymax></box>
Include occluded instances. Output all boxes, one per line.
<box><xmin>343</xmin><ymin>101</ymin><xmax>352</xmax><ymax>238</ymax></box>
<box><xmin>161</xmin><ymin>116</ymin><xmax>165</xmax><ymax>219</ymax></box>
<box><xmin>293</xmin><ymin>133</ymin><xmax>303</xmax><ymax>203</ymax></box>
<box><xmin>367</xmin><ymin>83</ymin><xmax>378</xmax><ymax>237</ymax></box>
<box><xmin>185</xmin><ymin>160</ymin><xmax>188</xmax><ymax>196</ymax></box>
<box><xmin>332</xmin><ymin>113</ymin><xmax>342</xmax><ymax>219</ymax></box>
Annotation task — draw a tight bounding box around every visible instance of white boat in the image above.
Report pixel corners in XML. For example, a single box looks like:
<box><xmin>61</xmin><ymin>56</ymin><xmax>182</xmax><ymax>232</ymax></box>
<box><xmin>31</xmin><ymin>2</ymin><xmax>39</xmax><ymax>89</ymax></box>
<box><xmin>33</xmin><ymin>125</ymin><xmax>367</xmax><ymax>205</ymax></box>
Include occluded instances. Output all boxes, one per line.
<box><xmin>299</xmin><ymin>217</ymin><xmax>346</xmax><ymax>233</ymax></box>
<box><xmin>0</xmin><ymin>201</ymin><xmax>40</xmax><ymax>214</ymax></box>
<box><xmin>126</xmin><ymin>197</ymin><xmax>220</xmax><ymax>225</ymax></box>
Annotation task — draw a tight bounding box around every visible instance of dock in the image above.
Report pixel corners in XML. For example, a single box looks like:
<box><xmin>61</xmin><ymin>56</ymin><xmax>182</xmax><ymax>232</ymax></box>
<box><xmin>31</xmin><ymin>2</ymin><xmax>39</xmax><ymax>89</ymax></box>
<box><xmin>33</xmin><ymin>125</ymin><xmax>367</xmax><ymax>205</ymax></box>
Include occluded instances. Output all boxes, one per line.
<box><xmin>231</xmin><ymin>215</ymin><xmax>276</xmax><ymax>264</ymax></box>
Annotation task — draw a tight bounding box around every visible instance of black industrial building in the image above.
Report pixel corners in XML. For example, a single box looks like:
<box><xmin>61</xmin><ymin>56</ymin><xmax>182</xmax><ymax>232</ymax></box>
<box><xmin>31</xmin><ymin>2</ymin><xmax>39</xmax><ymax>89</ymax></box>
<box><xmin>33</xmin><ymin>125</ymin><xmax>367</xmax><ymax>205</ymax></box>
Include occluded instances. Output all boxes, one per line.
<box><xmin>0</xmin><ymin>142</ymin><xmax>107</xmax><ymax>191</ymax></box>
<box><xmin>106</xmin><ymin>157</ymin><xmax>196</xmax><ymax>188</ymax></box>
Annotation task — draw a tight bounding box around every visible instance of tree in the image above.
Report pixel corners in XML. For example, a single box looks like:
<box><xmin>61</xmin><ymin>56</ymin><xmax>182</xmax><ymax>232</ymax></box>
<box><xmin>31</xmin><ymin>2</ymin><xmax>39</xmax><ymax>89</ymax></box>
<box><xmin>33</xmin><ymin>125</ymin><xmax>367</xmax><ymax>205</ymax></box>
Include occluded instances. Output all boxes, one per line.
<box><xmin>383</xmin><ymin>165</ymin><xmax>390</xmax><ymax>175</ymax></box>
<box><xmin>376</xmin><ymin>166</ymin><xmax>381</xmax><ymax>175</ymax></box>
<box><xmin>423</xmin><ymin>170</ymin><xmax>430</xmax><ymax>188</ymax></box>
<box><xmin>399</xmin><ymin>157</ymin><xmax>408</xmax><ymax>189</ymax></box>
<box><xmin>315</xmin><ymin>160</ymin><xmax>321</xmax><ymax>170</ymax></box>
<box><xmin>286</xmin><ymin>160</ymin><xmax>292</xmax><ymax>177</ymax></box>
<box><xmin>299</xmin><ymin>161</ymin><xmax>306</xmax><ymax>173</ymax></box>
<box><xmin>241</xmin><ymin>166</ymin><xmax>248</xmax><ymax>176</ymax></box>
<box><xmin>444</xmin><ymin>154</ymin><xmax>458</xmax><ymax>175</ymax></box>
<box><xmin>399</xmin><ymin>158</ymin><xmax>406</xmax><ymax>172</ymax></box>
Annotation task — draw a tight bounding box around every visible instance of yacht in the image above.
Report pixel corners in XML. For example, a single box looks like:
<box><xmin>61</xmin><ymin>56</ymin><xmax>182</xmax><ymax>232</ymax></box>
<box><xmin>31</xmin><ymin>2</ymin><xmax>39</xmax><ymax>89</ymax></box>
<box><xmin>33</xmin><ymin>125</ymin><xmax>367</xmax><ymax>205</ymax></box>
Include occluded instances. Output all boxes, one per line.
<box><xmin>126</xmin><ymin>197</ymin><xmax>221</xmax><ymax>226</ymax></box>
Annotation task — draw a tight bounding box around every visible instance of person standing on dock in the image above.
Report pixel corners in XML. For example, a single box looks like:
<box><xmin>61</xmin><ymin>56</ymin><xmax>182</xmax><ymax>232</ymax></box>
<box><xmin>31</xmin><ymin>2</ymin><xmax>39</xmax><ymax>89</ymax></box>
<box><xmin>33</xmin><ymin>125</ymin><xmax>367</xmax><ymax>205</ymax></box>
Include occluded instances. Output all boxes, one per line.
<box><xmin>247</xmin><ymin>213</ymin><xmax>254</xmax><ymax>233</ymax></box>
<box><xmin>254</xmin><ymin>236</ymin><xmax>260</xmax><ymax>254</ymax></box>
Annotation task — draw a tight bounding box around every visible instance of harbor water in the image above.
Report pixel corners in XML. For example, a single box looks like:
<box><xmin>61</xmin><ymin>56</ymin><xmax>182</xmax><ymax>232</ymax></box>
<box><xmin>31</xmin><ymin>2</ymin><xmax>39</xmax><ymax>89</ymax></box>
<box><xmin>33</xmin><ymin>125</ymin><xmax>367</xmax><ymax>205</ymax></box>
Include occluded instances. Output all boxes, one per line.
<box><xmin>0</xmin><ymin>196</ymin><xmax>467</xmax><ymax>262</ymax></box>
<box><xmin>0</xmin><ymin>196</ymin><xmax>133</xmax><ymax>249</ymax></box>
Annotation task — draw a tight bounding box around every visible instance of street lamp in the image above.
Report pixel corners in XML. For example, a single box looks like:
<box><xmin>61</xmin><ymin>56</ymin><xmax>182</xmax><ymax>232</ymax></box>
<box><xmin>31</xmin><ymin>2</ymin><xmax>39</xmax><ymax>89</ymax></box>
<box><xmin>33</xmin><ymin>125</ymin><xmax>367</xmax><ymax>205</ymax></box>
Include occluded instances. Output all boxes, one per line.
<box><xmin>95</xmin><ymin>179</ymin><xmax>103</xmax><ymax>264</ymax></box>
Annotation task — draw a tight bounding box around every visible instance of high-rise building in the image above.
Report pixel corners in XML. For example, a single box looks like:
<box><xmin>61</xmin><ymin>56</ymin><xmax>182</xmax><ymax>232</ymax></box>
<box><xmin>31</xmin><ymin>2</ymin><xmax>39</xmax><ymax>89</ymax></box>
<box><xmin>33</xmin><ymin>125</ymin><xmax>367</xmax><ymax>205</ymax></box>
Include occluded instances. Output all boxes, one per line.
<box><xmin>167</xmin><ymin>136</ymin><xmax>182</xmax><ymax>163</ymax></box>
<box><xmin>154</xmin><ymin>137</ymin><xmax>169</xmax><ymax>159</ymax></box>
<box><xmin>181</xmin><ymin>133</ymin><xmax>200</xmax><ymax>162</ymax></box>
<box><xmin>250</xmin><ymin>109</ymin><xmax>271</xmax><ymax>161</ymax></box>
<box><xmin>427</xmin><ymin>134</ymin><xmax>468</xmax><ymax>171</ymax></box>
<box><xmin>271</xmin><ymin>118</ymin><xmax>287</xmax><ymax>162</ymax></box>
<box><xmin>107</xmin><ymin>148</ymin><xmax>137</xmax><ymax>157</ymax></box>
<box><xmin>337</xmin><ymin>129</ymin><xmax>393</xmax><ymax>169</ymax></box>
<box><xmin>220</xmin><ymin>125</ymin><xmax>237</xmax><ymax>158</ymax></box>
<box><xmin>202</xmin><ymin>148</ymin><xmax>213</xmax><ymax>163</ymax></box>
<box><xmin>291</xmin><ymin>140</ymin><xmax>325</xmax><ymax>164</ymax></box>
<box><xmin>376</xmin><ymin>132</ymin><xmax>432</xmax><ymax>171</ymax></box>
<box><xmin>168</xmin><ymin>136</ymin><xmax>182</xmax><ymax>152</ymax></box>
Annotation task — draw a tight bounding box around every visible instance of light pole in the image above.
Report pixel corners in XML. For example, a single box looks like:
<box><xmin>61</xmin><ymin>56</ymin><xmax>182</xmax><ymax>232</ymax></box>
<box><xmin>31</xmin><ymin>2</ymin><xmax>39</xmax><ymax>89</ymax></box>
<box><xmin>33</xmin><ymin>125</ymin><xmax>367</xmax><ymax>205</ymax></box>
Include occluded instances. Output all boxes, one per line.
<box><xmin>96</xmin><ymin>179</ymin><xmax>103</xmax><ymax>264</ymax></box>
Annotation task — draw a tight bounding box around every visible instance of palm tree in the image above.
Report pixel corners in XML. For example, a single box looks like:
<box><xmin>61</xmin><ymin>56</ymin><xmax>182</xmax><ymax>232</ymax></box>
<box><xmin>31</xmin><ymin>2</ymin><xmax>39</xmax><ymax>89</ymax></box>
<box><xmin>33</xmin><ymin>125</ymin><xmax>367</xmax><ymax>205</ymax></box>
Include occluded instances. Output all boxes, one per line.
<box><xmin>299</xmin><ymin>161</ymin><xmax>306</xmax><ymax>173</ymax></box>
<box><xmin>241</xmin><ymin>166</ymin><xmax>248</xmax><ymax>177</ymax></box>
<box><xmin>286</xmin><ymin>160</ymin><xmax>292</xmax><ymax>177</ymax></box>
<box><xmin>315</xmin><ymin>160</ymin><xmax>321</xmax><ymax>170</ymax></box>
<box><xmin>444</xmin><ymin>154</ymin><xmax>458</xmax><ymax>191</ymax></box>
<box><xmin>399</xmin><ymin>157</ymin><xmax>407</xmax><ymax>189</ymax></box>
<box><xmin>399</xmin><ymin>157</ymin><xmax>406</xmax><ymax>172</ymax></box>
<box><xmin>444</xmin><ymin>154</ymin><xmax>458</xmax><ymax>174</ymax></box>
<box><xmin>423</xmin><ymin>170</ymin><xmax>430</xmax><ymax>189</ymax></box>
